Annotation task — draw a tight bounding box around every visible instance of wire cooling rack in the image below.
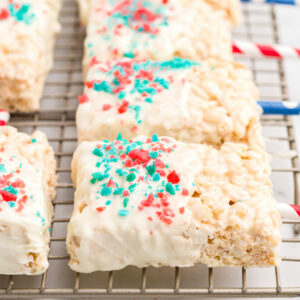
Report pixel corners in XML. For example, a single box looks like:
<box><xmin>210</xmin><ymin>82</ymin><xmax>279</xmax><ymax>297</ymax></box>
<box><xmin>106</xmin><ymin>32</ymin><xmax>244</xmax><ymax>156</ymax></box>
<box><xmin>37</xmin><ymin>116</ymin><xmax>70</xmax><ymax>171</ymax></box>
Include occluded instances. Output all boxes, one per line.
<box><xmin>1</xmin><ymin>0</ymin><xmax>300</xmax><ymax>298</ymax></box>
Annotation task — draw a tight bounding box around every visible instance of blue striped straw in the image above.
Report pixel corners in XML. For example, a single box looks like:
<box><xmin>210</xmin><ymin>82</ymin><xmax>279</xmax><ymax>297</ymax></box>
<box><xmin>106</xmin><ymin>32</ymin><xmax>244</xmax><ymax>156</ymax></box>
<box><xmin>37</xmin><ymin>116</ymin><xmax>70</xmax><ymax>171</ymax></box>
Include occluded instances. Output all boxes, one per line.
<box><xmin>258</xmin><ymin>101</ymin><xmax>300</xmax><ymax>115</ymax></box>
<box><xmin>241</xmin><ymin>0</ymin><xmax>299</xmax><ymax>5</ymax></box>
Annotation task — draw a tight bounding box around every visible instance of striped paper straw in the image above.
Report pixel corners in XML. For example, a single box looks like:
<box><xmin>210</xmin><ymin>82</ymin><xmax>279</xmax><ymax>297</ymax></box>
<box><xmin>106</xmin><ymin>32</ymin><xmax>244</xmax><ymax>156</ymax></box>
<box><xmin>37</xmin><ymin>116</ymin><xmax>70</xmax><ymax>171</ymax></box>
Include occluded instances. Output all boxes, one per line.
<box><xmin>233</xmin><ymin>41</ymin><xmax>300</xmax><ymax>59</ymax></box>
<box><xmin>278</xmin><ymin>203</ymin><xmax>300</xmax><ymax>220</ymax></box>
<box><xmin>258</xmin><ymin>101</ymin><xmax>300</xmax><ymax>115</ymax></box>
<box><xmin>0</xmin><ymin>110</ymin><xmax>9</xmax><ymax>126</ymax></box>
<box><xmin>241</xmin><ymin>0</ymin><xmax>300</xmax><ymax>5</ymax></box>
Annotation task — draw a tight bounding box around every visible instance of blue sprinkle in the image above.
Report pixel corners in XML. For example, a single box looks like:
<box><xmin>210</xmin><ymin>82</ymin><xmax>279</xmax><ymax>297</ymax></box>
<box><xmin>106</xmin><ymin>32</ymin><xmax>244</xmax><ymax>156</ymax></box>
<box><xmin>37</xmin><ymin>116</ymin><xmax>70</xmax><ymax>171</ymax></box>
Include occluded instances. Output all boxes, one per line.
<box><xmin>153</xmin><ymin>173</ymin><xmax>160</xmax><ymax>182</ymax></box>
<box><xmin>8</xmin><ymin>201</ymin><xmax>15</xmax><ymax>208</ymax></box>
<box><xmin>118</xmin><ymin>209</ymin><xmax>130</xmax><ymax>217</ymax></box>
<box><xmin>152</xmin><ymin>133</ymin><xmax>159</xmax><ymax>142</ymax></box>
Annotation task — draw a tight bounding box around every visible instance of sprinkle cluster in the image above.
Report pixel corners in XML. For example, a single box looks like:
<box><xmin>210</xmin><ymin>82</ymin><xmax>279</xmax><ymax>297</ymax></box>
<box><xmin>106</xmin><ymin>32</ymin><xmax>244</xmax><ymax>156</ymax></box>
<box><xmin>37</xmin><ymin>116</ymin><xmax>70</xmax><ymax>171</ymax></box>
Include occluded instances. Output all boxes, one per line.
<box><xmin>79</xmin><ymin>58</ymin><xmax>197</xmax><ymax>127</ymax></box>
<box><xmin>88</xmin><ymin>0</ymin><xmax>169</xmax><ymax>59</ymax></box>
<box><xmin>90</xmin><ymin>134</ymin><xmax>189</xmax><ymax>225</ymax></box>
<box><xmin>0</xmin><ymin>145</ymin><xmax>46</xmax><ymax>226</ymax></box>
<box><xmin>0</xmin><ymin>1</ymin><xmax>35</xmax><ymax>24</ymax></box>
<box><xmin>0</xmin><ymin>157</ymin><xmax>28</xmax><ymax>212</ymax></box>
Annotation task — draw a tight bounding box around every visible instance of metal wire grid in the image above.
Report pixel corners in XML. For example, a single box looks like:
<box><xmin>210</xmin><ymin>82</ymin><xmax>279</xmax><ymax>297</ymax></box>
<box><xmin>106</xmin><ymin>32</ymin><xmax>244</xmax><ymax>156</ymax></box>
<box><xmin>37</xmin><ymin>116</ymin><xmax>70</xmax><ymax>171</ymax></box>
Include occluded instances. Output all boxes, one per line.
<box><xmin>0</xmin><ymin>0</ymin><xmax>299</xmax><ymax>298</ymax></box>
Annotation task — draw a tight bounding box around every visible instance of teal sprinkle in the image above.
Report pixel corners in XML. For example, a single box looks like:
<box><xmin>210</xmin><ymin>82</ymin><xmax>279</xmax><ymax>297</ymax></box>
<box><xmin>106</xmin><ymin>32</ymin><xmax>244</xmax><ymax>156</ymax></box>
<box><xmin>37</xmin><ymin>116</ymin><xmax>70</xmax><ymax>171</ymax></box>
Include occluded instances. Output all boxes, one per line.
<box><xmin>101</xmin><ymin>187</ymin><xmax>112</xmax><ymax>196</ymax></box>
<box><xmin>91</xmin><ymin>172</ymin><xmax>104</xmax><ymax>184</ymax></box>
<box><xmin>134</xmin><ymin>79</ymin><xmax>157</xmax><ymax>95</ymax></box>
<box><xmin>92</xmin><ymin>148</ymin><xmax>104</xmax><ymax>157</ymax></box>
<box><xmin>116</xmin><ymin>169</ymin><xmax>126</xmax><ymax>176</ymax></box>
<box><xmin>128</xmin><ymin>183</ymin><xmax>137</xmax><ymax>192</ymax></box>
<box><xmin>8</xmin><ymin>202</ymin><xmax>15</xmax><ymax>208</ymax></box>
<box><xmin>166</xmin><ymin>182</ymin><xmax>175</xmax><ymax>195</ymax></box>
<box><xmin>48</xmin><ymin>228</ymin><xmax>51</xmax><ymax>232</ymax></box>
<box><xmin>37</xmin><ymin>211</ymin><xmax>46</xmax><ymax>225</ymax></box>
<box><xmin>117</xmin><ymin>91</ymin><xmax>126</xmax><ymax>99</ymax></box>
<box><xmin>116</xmin><ymin>133</ymin><xmax>123</xmax><ymax>140</ymax></box>
<box><xmin>113</xmin><ymin>187</ymin><xmax>124</xmax><ymax>195</ymax></box>
<box><xmin>153</xmin><ymin>173</ymin><xmax>160</xmax><ymax>182</ymax></box>
<box><xmin>146</xmin><ymin>163</ymin><xmax>156</xmax><ymax>176</ymax></box>
<box><xmin>160</xmin><ymin>57</ymin><xmax>198</xmax><ymax>70</ymax></box>
<box><xmin>94</xmin><ymin>81</ymin><xmax>113</xmax><ymax>93</ymax></box>
<box><xmin>4</xmin><ymin>185</ymin><xmax>18</xmax><ymax>195</ymax></box>
<box><xmin>123</xmin><ymin>198</ymin><xmax>129</xmax><ymax>208</ymax></box>
<box><xmin>118</xmin><ymin>209</ymin><xmax>130</xmax><ymax>217</ymax></box>
<box><xmin>152</xmin><ymin>133</ymin><xmax>160</xmax><ymax>142</ymax></box>
<box><xmin>124</xmin><ymin>52</ymin><xmax>135</xmax><ymax>58</ymax></box>
<box><xmin>113</xmin><ymin>77</ymin><xmax>121</xmax><ymax>87</ymax></box>
<box><xmin>149</xmin><ymin>151</ymin><xmax>158</xmax><ymax>158</ymax></box>
<box><xmin>31</xmin><ymin>138</ymin><xmax>37</xmax><ymax>143</ymax></box>
<box><xmin>126</xmin><ymin>173</ymin><xmax>136</xmax><ymax>182</ymax></box>
<box><xmin>0</xmin><ymin>164</ymin><xmax>6</xmax><ymax>173</ymax></box>
<box><xmin>108</xmin><ymin>158</ymin><xmax>118</xmax><ymax>163</ymax></box>
<box><xmin>106</xmin><ymin>200</ymin><xmax>112</xmax><ymax>206</ymax></box>
<box><xmin>154</xmin><ymin>77</ymin><xmax>170</xmax><ymax>89</ymax></box>
<box><xmin>9</xmin><ymin>3</ymin><xmax>35</xmax><ymax>25</ymax></box>
<box><xmin>144</xmin><ymin>97</ymin><xmax>153</xmax><ymax>103</ymax></box>
<box><xmin>96</xmin><ymin>162</ymin><xmax>101</xmax><ymax>168</ymax></box>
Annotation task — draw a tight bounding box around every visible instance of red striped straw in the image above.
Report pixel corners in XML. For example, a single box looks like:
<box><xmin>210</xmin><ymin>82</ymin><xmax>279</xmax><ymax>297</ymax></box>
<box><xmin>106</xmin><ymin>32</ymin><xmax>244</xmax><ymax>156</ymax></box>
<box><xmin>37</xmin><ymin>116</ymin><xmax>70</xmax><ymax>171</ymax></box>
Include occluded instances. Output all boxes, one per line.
<box><xmin>277</xmin><ymin>203</ymin><xmax>300</xmax><ymax>221</ymax></box>
<box><xmin>0</xmin><ymin>110</ymin><xmax>9</xmax><ymax>126</ymax></box>
<box><xmin>233</xmin><ymin>41</ymin><xmax>300</xmax><ymax>59</ymax></box>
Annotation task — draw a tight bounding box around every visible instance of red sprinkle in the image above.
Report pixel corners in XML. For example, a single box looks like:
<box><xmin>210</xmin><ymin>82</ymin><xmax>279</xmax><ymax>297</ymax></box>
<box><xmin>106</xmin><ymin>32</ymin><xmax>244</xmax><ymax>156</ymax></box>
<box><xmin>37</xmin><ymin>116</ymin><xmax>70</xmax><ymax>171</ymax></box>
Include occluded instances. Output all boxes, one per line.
<box><xmin>154</xmin><ymin>159</ymin><xmax>165</xmax><ymax>168</ymax></box>
<box><xmin>179</xmin><ymin>207</ymin><xmax>185</xmax><ymax>214</ymax></box>
<box><xmin>141</xmin><ymin>193</ymin><xmax>154</xmax><ymax>207</ymax></box>
<box><xmin>0</xmin><ymin>9</ymin><xmax>9</xmax><ymax>20</ymax></box>
<box><xmin>118</xmin><ymin>100</ymin><xmax>129</xmax><ymax>114</ymax></box>
<box><xmin>128</xmin><ymin>149</ymin><xmax>150</xmax><ymax>164</ymax></box>
<box><xmin>96</xmin><ymin>207</ymin><xmax>106</xmax><ymax>213</ymax></box>
<box><xmin>78</xmin><ymin>94</ymin><xmax>89</xmax><ymax>104</ymax></box>
<box><xmin>102</xmin><ymin>104</ymin><xmax>112</xmax><ymax>111</ymax></box>
<box><xmin>181</xmin><ymin>188</ymin><xmax>189</xmax><ymax>196</ymax></box>
<box><xmin>0</xmin><ymin>190</ymin><xmax>17</xmax><ymax>202</ymax></box>
<box><xmin>85</xmin><ymin>81</ymin><xmax>94</xmax><ymax>88</ymax></box>
<box><xmin>90</xmin><ymin>56</ymin><xmax>100</xmax><ymax>67</ymax></box>
<box><xmin>107</xmin><ymin>179</ymin><xmax>116</xmax><ymax>188</ymax></box>
<box><xmin>167</xmin><ymin>171</ymin><xmax>180</xmax><ymax>184</ymax></box>
<box><xmin>11</xmin><ymin>179</ymin><xmax>25</xmax><ymax>188</ymax></box>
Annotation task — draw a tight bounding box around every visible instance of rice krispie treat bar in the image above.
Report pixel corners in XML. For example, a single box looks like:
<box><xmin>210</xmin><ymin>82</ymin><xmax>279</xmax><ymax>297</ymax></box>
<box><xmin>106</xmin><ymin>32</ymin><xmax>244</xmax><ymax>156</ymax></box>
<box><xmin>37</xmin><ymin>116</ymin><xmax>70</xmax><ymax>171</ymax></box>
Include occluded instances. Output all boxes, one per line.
<box><xmin>0</xmin><ymin>0</ymin><xmax>62</xmax><ymax>112</ymax></box>
<box><xmin>0</xmin><ymin>126</ymin><xmax>56</xmax><ymax>275</ymax></box>
<box><xmin>67</xmin><ymin>135</ymin><xmax>281</xmax><ymax>272</ymax></box>
<box><xmin>81</xmin><ymin>0</ymin><xmax>236</xmax><ymax>77</ymax></box>
<box><xmin>77</xmin><ymin>0</ymin><xmax>241</xmax><ymax>26</ymax></box>
<box><xmin>77</xmin><ymin>58</ymin><xmax>263</xmax><ymax>147</ymax></box>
